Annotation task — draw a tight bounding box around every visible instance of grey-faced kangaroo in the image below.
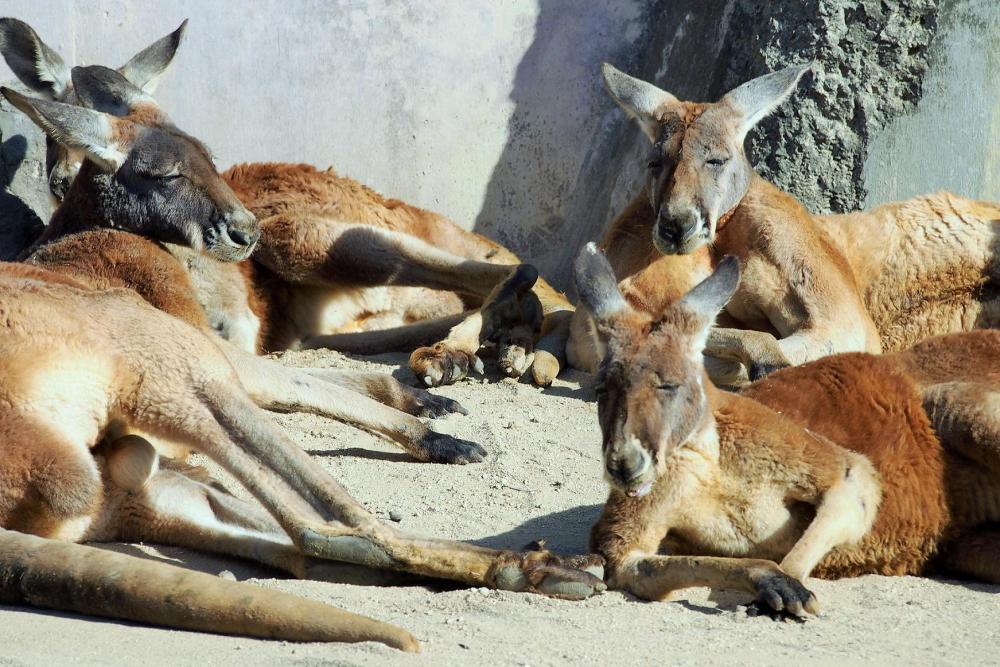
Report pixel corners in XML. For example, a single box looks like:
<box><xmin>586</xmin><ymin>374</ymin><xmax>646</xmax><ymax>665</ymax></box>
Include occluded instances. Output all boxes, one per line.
<box><xmin>0</xmin><ymin>17</ymin><xmax>575</xmax><ymax>388</ymax></box>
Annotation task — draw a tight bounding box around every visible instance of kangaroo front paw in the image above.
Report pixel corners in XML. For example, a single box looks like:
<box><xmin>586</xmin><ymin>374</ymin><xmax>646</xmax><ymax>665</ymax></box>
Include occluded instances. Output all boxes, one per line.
<box><xmin>409</xmin><ymin>343</ymin><xmax>483</xmax><ymax>387</ymax></box>
<box><xmin>747</xmin><ymin>568</ymin><xmax>819</xmax><ymax>620</ymax></box>
<box><xmin>415</xmin><ymin>431</ymin><xmax>487</xmax><ymax>464</ymax></box>
<box><xmin>496</xmin><ymin>325</ymin><xmax>536</xmax><ymax>378</ymax></box>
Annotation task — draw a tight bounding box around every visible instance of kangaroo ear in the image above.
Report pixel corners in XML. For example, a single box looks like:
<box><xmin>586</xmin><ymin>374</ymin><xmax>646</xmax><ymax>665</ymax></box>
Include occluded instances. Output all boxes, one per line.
<box><xmin>677</xmin><ymin>255</ymin><xmax>740</xmax><ymax>338</ymax></box>
<box><xmin>71</xmin><ymin>65</ymin><xmax>163</xmax><ymax>120</ymax></box>
<box><xmin>0</xmin><ymin>18</ymin><xmax>70</xmax><ymax>99</ymax></box>
<box><xmin>118</xmin><ymin>19</ymin><xmax>187</xmax><ymax>95</ymax></box>
<box><xmin>1</xmin><ymin>86</ymin><xmax>130</xmax><ymax>171</ymax></box>
<box><xmin>574</xmin><ymin>243</ymin><xmax>628</xmax><ymax>325</ymax></box>
<box><xmin>722</xmin><ymin>64</ymin><xmax>811</xmax><ymax>140</ymax></box>
<box><xmin>602</xmin><ymin>63</ymin><xmax>680</xmax><ymax>142</ymax></box>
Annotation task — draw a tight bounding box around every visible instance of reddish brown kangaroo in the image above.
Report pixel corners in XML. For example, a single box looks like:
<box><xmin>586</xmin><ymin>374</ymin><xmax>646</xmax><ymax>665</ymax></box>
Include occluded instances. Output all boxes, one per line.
<box><xmin>576</xmin><ymin>244</ymin><xmax>1000</xmax><ymax>617</ymax></box>
<box><xmin>0</xmin><ymin>260</ymin><xmax>603</xmax><ymax>647</ymax></box>
<box><xmin>4</xmin><ymin>56</ymin><xmax>499</xmax><ymax>465</ymax></box>
<box><xmin>0</xmin><ymin>17</ymin><xmax>574</xmax><ymax>388</ymax></box>
<box><xmin>569</xmin><ymin>62</ymin><xmax>1000</xmax><ymax>387</ymax></box>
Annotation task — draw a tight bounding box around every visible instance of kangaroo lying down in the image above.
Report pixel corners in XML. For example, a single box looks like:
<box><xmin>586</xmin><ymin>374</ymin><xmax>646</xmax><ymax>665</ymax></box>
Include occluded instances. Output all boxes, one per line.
<box><xmin>0</xmin><ymin>17</ymin><xmax>572</xmax><ymax>388</ymax></box>
<box><xmin>576</xmin><ymin>244</ymin><xmax>1000</xmax><ymax>616</ymax></box>
<box><xmin>0</xmin><ymin>262</ymin><xmax>604</xmax><ymax>647</ymax></box>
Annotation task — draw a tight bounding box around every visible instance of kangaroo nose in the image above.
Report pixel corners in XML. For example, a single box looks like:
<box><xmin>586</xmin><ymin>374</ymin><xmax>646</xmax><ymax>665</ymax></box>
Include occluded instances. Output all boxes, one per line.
<box><xmin>223</xmin><ymin>210</ymin><xmax>260</xmax><ymax>247</ymax></box>
<box><xmin>607</xmin><ymin>447</ymin><xmax>646</xmax><ymax>484</ymax></box>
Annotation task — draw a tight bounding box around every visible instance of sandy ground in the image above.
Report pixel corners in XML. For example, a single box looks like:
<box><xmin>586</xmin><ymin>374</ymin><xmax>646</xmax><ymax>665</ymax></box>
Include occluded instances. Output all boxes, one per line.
<box><xmin>2</xmin><ymin>349</ymin><xmax>999</xmax><ymax>666</ymax></box>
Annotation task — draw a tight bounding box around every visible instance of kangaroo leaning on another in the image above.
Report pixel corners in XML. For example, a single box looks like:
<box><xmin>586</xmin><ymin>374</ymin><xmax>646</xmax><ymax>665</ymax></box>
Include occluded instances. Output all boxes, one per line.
<box><xmin>0</xmin><ymin>17</ymin><xmax>574</xmax><ymax>388</ymax></box>
<box><xmin>569</xmin><ymin>62</ymin><xmax>1000</xmax><ymax>386</ymax></box>
<box><xmin>2</xmin><ymin>60</ymin><xmax>499</xmax><ymax>464</ymax></box>
<box><xmin>576</xmin><ymin>244</ymin><xmax>1000</xmax><ymax>617</ymax></box>
<box><xmin>0</xmin><ymin>260</ymin><xmax>605</xmax><ymax>646</ymax></box>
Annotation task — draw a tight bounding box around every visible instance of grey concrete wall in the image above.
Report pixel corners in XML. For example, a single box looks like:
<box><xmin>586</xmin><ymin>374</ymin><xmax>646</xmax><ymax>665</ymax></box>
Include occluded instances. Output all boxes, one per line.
<box><xmin>864</xmin><ymin>0</ymin><xmax>1000</xmax><ymax>206</ymax></box>
<box><xmin>0</xmin><ymin>1</ymin><xmax>997</xmax><ymax>288</ymax></box>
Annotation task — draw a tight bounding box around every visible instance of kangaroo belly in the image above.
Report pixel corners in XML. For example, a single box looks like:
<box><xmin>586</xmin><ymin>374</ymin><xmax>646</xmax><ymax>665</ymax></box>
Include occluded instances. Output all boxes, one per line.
<box><xmin>666</xmin><ymin>488</ymin><xmax>812</xmax><ymax>563</ymax></box>
<box><xmin>864</xmin><ymin>193</ymin><xmax>1000</xmax><ymax>351</ymax></box>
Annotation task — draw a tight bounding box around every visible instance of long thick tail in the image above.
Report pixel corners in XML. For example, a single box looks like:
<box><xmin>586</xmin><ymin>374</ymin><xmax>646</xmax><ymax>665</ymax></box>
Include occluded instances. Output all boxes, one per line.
<box><xmin>0</xmin><ymin>529</ymin><xmax>418</xmax><ymax>651</ymax></box>
<box><xmin>301</xmin><ymin>313</ymin><xmax>468</xmax><ymax>353</ymax></box>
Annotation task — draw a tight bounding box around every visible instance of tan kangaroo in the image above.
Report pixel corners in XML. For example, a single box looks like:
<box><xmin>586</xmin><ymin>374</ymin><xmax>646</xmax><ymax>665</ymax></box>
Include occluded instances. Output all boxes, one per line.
<box><xmin>0</xmin><ymin>17</ymin><xmax>574</xmax><ymax>388</ymax></box>
<box><xmin>2</xmin><ymin>65</ymin><xmax>497</xmax><ymax>465</ymax></box>
<box><xmin>0</xmin><ymin>261</ymin><xmax>605</xmax><ymax>646</ymax></box>
<box><xmin>576</xmin><ymin>244</ymin><xmax>1000</xmax><ymax>616</ymax></box>
<box><xmin>568</xmin><ymin>62</ymin><xmax>1000</xmax><ymax>386</ymax></box>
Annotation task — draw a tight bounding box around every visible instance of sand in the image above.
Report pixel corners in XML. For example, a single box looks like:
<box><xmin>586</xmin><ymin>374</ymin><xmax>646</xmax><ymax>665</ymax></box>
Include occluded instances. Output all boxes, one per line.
<box><xmin>1</xmin><ymin>349</ymin><xmax>998</xmax><ymax>666</ymax></box>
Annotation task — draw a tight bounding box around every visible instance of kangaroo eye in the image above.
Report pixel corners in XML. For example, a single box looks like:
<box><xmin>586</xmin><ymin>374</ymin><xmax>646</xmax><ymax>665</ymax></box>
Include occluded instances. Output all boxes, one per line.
<box><xmin>657</xmin><ymin>382</ymin><xmax>679</xmax><ymax>394</ymax></box>
<box><xmin>706</xmin><ymin>157</ymin><xmax>729</xmax><ymax>167</ymax></box>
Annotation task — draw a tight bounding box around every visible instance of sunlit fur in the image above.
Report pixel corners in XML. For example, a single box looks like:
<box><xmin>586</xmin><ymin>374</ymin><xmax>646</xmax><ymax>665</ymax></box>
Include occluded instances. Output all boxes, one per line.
<box><xmin>569</xmin><ymin>64</ymin><xmax>1000</xmax><ymax>386</ymax></box>
<box><xmin>580</xmin><ymin>251</ymin><xmax>1000</xmax><ymax>615</ymax></box>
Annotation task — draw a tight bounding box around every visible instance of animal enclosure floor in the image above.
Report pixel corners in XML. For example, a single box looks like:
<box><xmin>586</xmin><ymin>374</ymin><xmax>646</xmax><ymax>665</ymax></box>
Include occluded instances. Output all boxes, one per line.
<box><xmin>2</xmin><ymin>351</ymin><xmax>998</xmax><ymax>666</ymax></box>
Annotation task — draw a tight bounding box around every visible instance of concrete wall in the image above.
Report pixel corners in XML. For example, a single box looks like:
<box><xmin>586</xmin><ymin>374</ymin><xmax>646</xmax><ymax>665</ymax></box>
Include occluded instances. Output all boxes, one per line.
<box><xmin>864</xmin><ymin>0</ymin><xmax>1000</xmax><ymax>206</ymax></box>
<box><xmin>0</xmin><ymin>1</ymin><xmax>997</xmax><ymax>288</ymax></box>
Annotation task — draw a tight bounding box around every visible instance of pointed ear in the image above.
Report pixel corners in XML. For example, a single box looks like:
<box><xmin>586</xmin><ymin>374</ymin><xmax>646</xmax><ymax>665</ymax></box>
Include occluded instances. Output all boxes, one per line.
<box><xmin>677</xmin><ymin>255</ymin><xmax>740</xmax><ymax>335</ymax></box>
<box><xmin>722</xmin><ymin>63</ymin><xmax>811</xmax><ymax>140</ymax></box>
<box><xmin>601</xmin><ymin>63</ymin><xmax>680</xmax><ymax>142</ymax></box>
<box><xmin>71</xmin><ymin>65</ymin><xmax>160</xmax><ymax>117</ymax></box>
<box><xmin>0</xmin><ymin>18</ymin><xmax>70</xmax><ymax>99</ymax></box>
<box><xmin>574</xmin><ymin>243</ymin><xmax>628</xmax><ymax>324</ymax></box>
<box><xmin>118</xmin><ymin>19</ymin><xmax>187</xmax><ymax>95</ymax></box>
<box><xmin>1</xmin><ymin>87</ymin><xmax>130</xmax><ymax>171</ymax></box>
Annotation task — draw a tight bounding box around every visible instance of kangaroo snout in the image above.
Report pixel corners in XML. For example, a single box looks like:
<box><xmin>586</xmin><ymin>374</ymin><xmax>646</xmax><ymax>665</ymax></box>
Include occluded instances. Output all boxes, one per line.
<box><xmin>654</xmin><ymin>206</ymin><xmax>706</xmax><ymax>255</ymax></box>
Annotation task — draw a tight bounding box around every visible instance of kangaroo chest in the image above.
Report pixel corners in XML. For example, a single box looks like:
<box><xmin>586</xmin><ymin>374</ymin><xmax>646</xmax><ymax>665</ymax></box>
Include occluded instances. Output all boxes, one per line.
<box><xmin>664</xmin><ymin>474</ymin><xmax>811</xmax><ymax>562</ymax></box>
<box><xmin>166</xmin><ymin>246</ymin><xmax>262</xmax><ymax>353</ymax></box>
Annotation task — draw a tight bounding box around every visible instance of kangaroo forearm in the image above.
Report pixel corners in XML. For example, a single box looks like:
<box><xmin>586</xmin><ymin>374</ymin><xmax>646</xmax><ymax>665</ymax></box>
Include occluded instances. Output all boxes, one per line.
<box><xmin>615</xmin><ymin>554</ymin><xmax>782</xmax><ymax>601</ymax></box>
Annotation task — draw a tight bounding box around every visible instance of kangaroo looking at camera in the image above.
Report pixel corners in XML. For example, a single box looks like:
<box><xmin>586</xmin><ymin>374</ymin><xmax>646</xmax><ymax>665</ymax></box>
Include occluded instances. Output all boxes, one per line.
<box><xmin>0</xmin><ymin>18</ymin><xmax>573</xmax><ymax>388</ymax></box>
<box><xmin>568</xmin><ymin>62</ymin><xmax>1000</xmax><ymax>385</ymax></box>
<box><xmin>576</xmin><ymin>244</ymin><xmax>1000</xmax><ymax>616</ymax></box>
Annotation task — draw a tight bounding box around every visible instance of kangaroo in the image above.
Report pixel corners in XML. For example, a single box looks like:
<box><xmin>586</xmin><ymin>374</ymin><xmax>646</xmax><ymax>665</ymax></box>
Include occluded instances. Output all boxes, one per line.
<box><xmin>568</xmin><ymin>62</ymin><xmax>1000</xmax><ymax>386</ymax></box>
<box><xmin>2</xmin><ymin>65</ymin><xmax>499</xmax><ymax>465</ymax></box>
<box><xmin>0</xmin><ymin>18</ymin><xmax>574</xmax><ymax>388</ymax></box>
<box><xmin>0</xmin><ymin>261</ymin><xmax>604</xmax><ymax>646</ymax></box>
<box><xmin>576</xmin><ymin>244</ymin><xmax>1000</xmax><ymax>616</ymax></box>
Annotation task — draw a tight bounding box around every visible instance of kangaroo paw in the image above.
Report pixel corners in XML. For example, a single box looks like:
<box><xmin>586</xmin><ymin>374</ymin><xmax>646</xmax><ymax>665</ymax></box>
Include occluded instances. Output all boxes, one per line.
<box><xmin>402</xmin><ymin>385</ymin><xmax>468</xmax><ymax>417</ymax></box>
<box><xmin>409</xmin><ymin>343</ymin><xmax>482</xmax><ymax>387</ymax></box>
<box><xmin>747</xmin><ymin>569</ymin><xmax>819</xmax><ymax>620</ymax></box>
<box><xmin>490</xmin><ymin>550</ymin><xmax>607</xmax><ymax>600</ymax></box>
<box><xmin>413</xmin><ymin>430</ymin><xmax>487</xmax><ymax>464</ymax></box>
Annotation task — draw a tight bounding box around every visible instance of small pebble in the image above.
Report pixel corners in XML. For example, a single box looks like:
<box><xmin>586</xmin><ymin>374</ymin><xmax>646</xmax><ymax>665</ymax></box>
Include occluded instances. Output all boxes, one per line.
<box><xmin>389</xmin><ymin>510</ymin><xmax>403</xmax><ymax>522</ymax></box>
<box><xmin>218</xmin><ymin>570</ymin><xmax>236</xmax><ymax>581</ymax></box>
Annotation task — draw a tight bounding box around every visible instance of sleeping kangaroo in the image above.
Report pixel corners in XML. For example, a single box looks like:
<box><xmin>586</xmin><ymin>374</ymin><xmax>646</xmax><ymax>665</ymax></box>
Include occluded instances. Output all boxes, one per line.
<box><xmin>2</xmin><ymin>64</ymin><xmax>496</xmax><ymax>465</ymax></box>
<box><xmin>0</xmin><ymin>17</ymin><xmax>574</xmax><ymax>388</ymax></box>
<box><xmin>0</xmin><ymin>261</ymin><xmax>604</xmax><ymax>647</ymax></box>
<box><xmin>569</xmin><ymin>62</ymin><xmax>1000</xmax><ymax>386</ymax></box>
<box><xmin>576</xmin><ymin>244</ymin><xmax>1000</xmax><ymax>616</ymax></box>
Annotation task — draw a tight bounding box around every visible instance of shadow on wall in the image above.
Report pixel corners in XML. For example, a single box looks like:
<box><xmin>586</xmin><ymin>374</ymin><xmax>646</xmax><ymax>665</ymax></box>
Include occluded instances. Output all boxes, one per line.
<box><xmin>472</xmin><ymin>0</ymin><xmax>741</xmax><ymax>291</ymax></box>
<box><xmin>0</xmin><ymin>132</ymin><xmax>44</xmax><ymax>260</ymax></box>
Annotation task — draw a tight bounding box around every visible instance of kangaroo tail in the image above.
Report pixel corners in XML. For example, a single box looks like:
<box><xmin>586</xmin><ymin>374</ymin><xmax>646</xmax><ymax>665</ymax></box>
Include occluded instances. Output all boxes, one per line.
<box><xmin>0</xmin><ymin>529</ymin><xmax>418</xmax><ymax>651</ymax></box>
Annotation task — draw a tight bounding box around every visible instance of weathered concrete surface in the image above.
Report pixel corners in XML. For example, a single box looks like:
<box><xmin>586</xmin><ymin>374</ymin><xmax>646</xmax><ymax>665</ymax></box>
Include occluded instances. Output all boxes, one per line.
<box><xmin>0</xmin><ymin>1</ymin><xmax>996</xmax><ymax>286</ymax></box>
<box><xmin>863</xmin><ymin>0</ymin><xmax>1000</xmax><ymax>206</ymax></box>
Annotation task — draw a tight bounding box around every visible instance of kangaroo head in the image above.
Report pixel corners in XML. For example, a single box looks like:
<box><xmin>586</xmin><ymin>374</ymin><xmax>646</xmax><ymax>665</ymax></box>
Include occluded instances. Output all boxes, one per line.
<box><xmin>574</xmin><ymin>244</ymin><xmax>739</xmax><ymax>496</ymax></box>
<box><xmin>2</xmin><ymin>66</ymin><xmax>258</xmax><ymax>261</ymax></box>
<box><xmin>0</xmin><ymin>17</ymin><xmax>187</xmax><ymax>199</ymax></box>
<box><xmin>602</xmin><ymin>63</ymin><xmax>810</xmax><ymax>255</ymax></box>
